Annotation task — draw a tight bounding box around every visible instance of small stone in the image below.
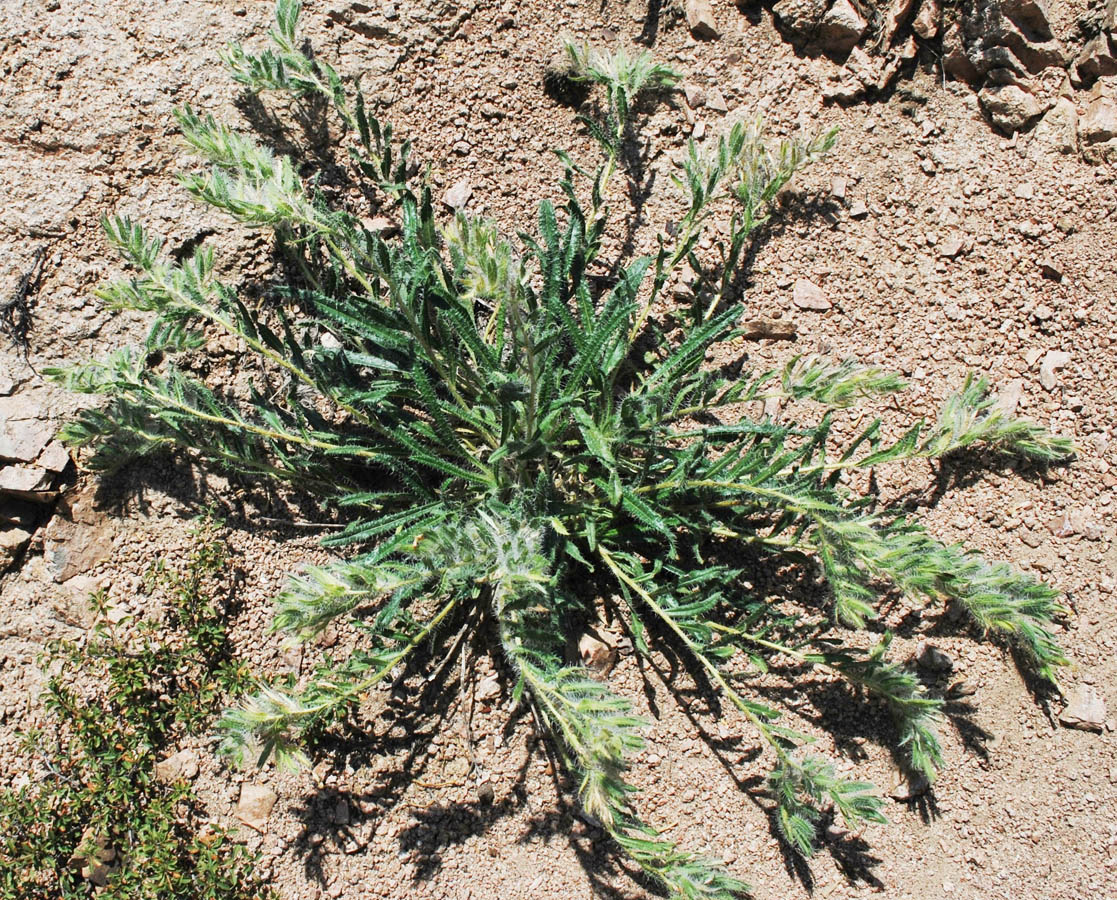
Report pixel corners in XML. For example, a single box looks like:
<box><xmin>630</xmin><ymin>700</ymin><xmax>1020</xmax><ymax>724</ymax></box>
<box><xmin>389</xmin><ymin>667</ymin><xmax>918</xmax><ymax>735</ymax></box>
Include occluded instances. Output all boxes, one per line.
<box><xmin>830</xmin><ymin>176</ymin><xmax>847</xmax><ymax>199</ymax></box>
<box><xmin>684</xmin><ymin>0</ymin><xmax>719</xmax><ymax>39</ymax></box>
<box><xmin>0</xmin><ymin>527</ymin><xmax>32</xmax><ymax>571</ymax></box>
<box><xmin>978</xmin><ymin>84</ymin><xmax>1044</xmax><ymax>134</ymax></box>
<box><xmin>1039</xmin><ymin>350</ymin><xmax>1070</xmax><ymax>391</ymax></box>
<box><xmin>1036</xmin><ymin>257</ymin><xmax>1062</xmax><ymax>280</ymax></box>
<box><xmin>938</xmin><ymin>235</ymin><xmax>964</xmax><ymax>258</ymax></box>
<box><xmin>332</xmin><ymin>799</ymin><xmax>350</xmax><ymax>825</ymax></box>
<box><xmin>1032</xmin><ymin>97</ymin><xmax>1078</xmax><ymax>154</ymax></box>
<box><xmin>912</xmin><ymin>0</ymin><xmax>940</xmax><ymax>39</ymax></box>
<box><xmin>477</xmin><ymin>783</ymin><xmax>495</xmax><ymax>806</ymax></box>
<box><xmin>705</xmin><ymin>87</ymin><xmax>728</xmax><ymax>113</ymax></box>
<box><xmin>995</xmin><ymin>379</ymin><xmax>1025</xmax><ymax>414</ymax></box>
<box><xmin>1032</xmin><ymin>304</ymin><xmax>1054</xmax><ymax>322</ymax></box>
<box><xmin>236</xmin><ymin>784</ymin><xmax>278</xmax><ymax>833</ymax></box>
<box><xmin>578</xmin><ymin>631</ymin><xmax>618</xmax><ymax>673</ymax></box>
<box><xmin>849</xmin><ymin>200</ymin><xmax>869</xmax><ymax>218</ymax></box>
<box><xmin>1059</xmin><ymin>685</ymin><xmax>1107</xmax><ymax>732</ymax></box>
<box><xmin>792</xmin><ymin>278</ymin><xmax>831</xmax><ymax>311</ymax></box>
<box><xmin>442</xmin><ymin>180</ymin><xmax>472</xmax><ymax>209</ymax></box>
<box><xmin>890</xmin><ymin>774</ymin><xmax>930</xmax><ymax>801</ymax></box>
<box><xmin>36</xmin><ymin>441</ymin><xmax>71</xmax><ymax>473</ymax></box>
<box><xmin>154</xmin><ymin>748</ymin><xmax>200</xmax><ymax>784</ymax></box>
<box><xmin>476</xmin><ymin>672</ymin><xmax>501</xmax><ymax>701</ymax></box>
<box><xmin>1080</xmin><ymin>96</ymin><xmax>1117</xmax><ymax>144</ymax></box>
<box><xmin>683</xmin><ymin>84</ymin><xmax>706</xmax><ymax>109</ymax></box>
<box><xmin>817</xmin><ymin>0</ymin><xmax>867</xmax><ymax>54</ymax></box>
<box><xmin>916</xmin><ymin>643</ymin><xmax>954</xmax><ymax>674</ymax></box>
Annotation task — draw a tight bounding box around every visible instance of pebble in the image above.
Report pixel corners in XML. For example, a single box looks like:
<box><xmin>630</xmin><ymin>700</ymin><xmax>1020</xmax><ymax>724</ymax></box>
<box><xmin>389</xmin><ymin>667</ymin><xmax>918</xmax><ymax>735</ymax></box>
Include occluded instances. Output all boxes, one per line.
<box><xmin>792</xmin><ymin>278</ymin><xmax>831</xmax><ymax>311</ymax></box>
<box><xmin>442</xmin><ymin>180</ymin><xmax>472</xmax><ymax>209</ymax></box>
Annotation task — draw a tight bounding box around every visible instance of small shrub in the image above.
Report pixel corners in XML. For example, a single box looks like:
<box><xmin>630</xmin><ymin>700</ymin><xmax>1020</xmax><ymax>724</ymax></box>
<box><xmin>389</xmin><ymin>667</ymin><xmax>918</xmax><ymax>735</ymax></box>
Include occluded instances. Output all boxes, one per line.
<box><xmin>48</xmin><ymin>2</ymin><xmax>1072</xmax><ymax>895</ymax></box>
<box><xmin>0</xmin><ymin>521</ymin><xmax>268</xmax><ymax>900</ymax></box>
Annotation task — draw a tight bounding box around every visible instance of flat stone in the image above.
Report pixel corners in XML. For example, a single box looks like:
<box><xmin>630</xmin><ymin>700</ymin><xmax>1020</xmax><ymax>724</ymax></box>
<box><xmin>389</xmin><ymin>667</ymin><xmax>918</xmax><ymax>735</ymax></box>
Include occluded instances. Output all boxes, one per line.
<box><xmin>849</xmin><ymin>200</ymin><xmax>869</xmax><ymax>218</ymax></box>
<box><xmin>0</xmin><ymin>465</ymin><xmax>53</xmax><ymax>495</ymax></box>
<box><xmin>705</xmin><ymin>87</ymin><xmax>728</xmax><ymax>113</ymax></box>
<box><xmin>154</xmin><ymin>748</ymin><xmax>200</xmax><ymax>784</ymax></box>
<box><xmin>236</xmin><ymin>783</ymin><xmax>278</xmax><ymax>833</ymax></box>
<box><xmin>1060</xmin><ymin>685</ymin><xmax>1107</xmax><ymax>732</ymax></box>
<box><xmin>939</xmin><ymin>235</ymin><xmax>965</xmax><ymax>258</ymax></box>
<box><xmin>442</xmin><ymin>180</ymin><xmax>472</xmax><ymax>209</ymax></box>
<box><xmin>578</xmin><ymin>631</ymin><xmax>617</xmax><ymax>674</ymax></box>
<box><xmin>792</xmin><ymin>278</ymin><xmax>831</xmax><ymax>311</ymax></box>
<box><xmin>1039</xmin><ymin>349</ymin><xmax>1070</xmax><ymax>390</ymax></box>
<box><xmin>0</xmin><ymin>398</ymin><xmax>53</xmax><ymax>463</ymax></box>
<box><xmin>36</xmin><ymin>441</ymin><xmax>71</xmax><ymax>473</ymax></box>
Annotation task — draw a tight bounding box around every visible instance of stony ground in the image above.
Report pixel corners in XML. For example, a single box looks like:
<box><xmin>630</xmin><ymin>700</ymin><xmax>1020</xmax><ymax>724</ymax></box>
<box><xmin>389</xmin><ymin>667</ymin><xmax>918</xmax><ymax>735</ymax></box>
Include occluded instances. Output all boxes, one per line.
<box><xmin>2</xmin><ymin>1</ymin><xmax>1116</xmax><ymax>898</ymax></box>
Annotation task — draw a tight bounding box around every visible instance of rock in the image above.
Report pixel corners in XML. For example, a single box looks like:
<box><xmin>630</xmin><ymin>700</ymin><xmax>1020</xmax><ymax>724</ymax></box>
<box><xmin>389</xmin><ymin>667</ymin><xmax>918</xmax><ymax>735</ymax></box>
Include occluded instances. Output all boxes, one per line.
<box><xmin>1072</xmin><ymin>34</ymin><xmax>1117</xmax><ymax>88</ymax></box>
<box><xmin>943</xmin><ymin>21</ymin><xmax>979</xmax><ymax>82</ymax></box>
<box><xmin>706</xmin><ymin>87</ymin><xmax>729</xmax><ymax>113</ymax></box>
<box><xmin>67</xmin><ymin>827</ymin><xmax>116</xmax><ymax>886</ymax></box>
<box><xmin>817</xmin><ymin>0</ymin><xmax>867</xmax><ymax>54</ymax></box>
<box><xmin>771</xmin><ymin>0</ymin><xmax>829</xmax><ymax>44</ymax></box>
<box><xmin>849</xmin><ymin>200</ymin><xmax>869</xmax><ymax>218</ymax></box>
<box><xmin>830</xmin><ymin>176</ymin><xmax>847</xmax><ymax>199</ymax></box>
<box><xmin>236</xmin><ymin>784</ymin><xmax>278</xmax><ymax>833</ymax></box>
<box><xmin>1080</xmin><ymin>96</ymin><xmax>1117</xmax><ymax>145</ymax></box>
<box><xmin>0</xmin><ymin>527</ymin><xmax>31</xmax><ymax>571</ymax></box>
<box><xmin>978</xmin><ymin>83</ymin><xmax>1044</xmax><ymax>134</ymax></box>
<box><xmin>912</xmin><ymin>0</ymin><xmax>941</xmax><ymax>39</ymax></box>
<box><xmin>961</xmin><ymin>0</ymin><xmax>1066</xmax><ymax>78</ymax></box>
<box><xmin>1039</xmin><ymin>349</ymin><xmax>1070</xmax><ymax>390</ymax></box>
<box><xmin>792</xmin><ymin>278</ymin><xmax>831</xmax><ymax>311</ymax></box>
<box><xmin>476</xmin><ymin>672</ymin><xmax>500</xmax><ymax>701</ymax></box>
<box><xmin>683</xmin><ymin>84</ymin><xmax>706</xmax><ymax>109</ymax></box>
<box><xmin>442</xmin><ymin>180</ymin><xmax>472</xmax><ymax>210</ymax></box>
<box><xmin>740</xmin><ymin>318</ymin><xmax>798</xmax><ymax>341</ymax></box>
<box><xmin>44</xmin><ymin>485</ymin><xmax>117</xmax><ymax>583</ymax></box>
<box><xmin>1031</xmin><ymin>97</ymin><xmax>1078</xmax><ymax>154</ymax></box>
<box><xmin>938</xmin><ymin>235</ymin><xmax>965</xmax><ymax>258</ymax></box>
<box><xmin>916</xmin><ymin>643</ymin><xmax>955</xmax><ymax>673</ymax></box>
<box><xmin>154</xmin><ymin>748</ymin><xmax>200</xmax><ymax>784</ymax></box>
<box><xmin>477</xmin><ymin>783</ymin><xmax>495</xmax><ymax>806</ymax></box>
<box><xmin>1036</xmin><ymin>256</ymin><xmax>1062</xmax><ymax>280</ymax></box>
<box><xmin>995</xmin><ymin>378</ymin><xmax>1025</xmax><ymax>414</ymax></box>
<box><xmin>685</xmin><ymin>0</ymin><xmax>719</xmax><ymax>39</ymax></box>
<box><xmin>578</xmin><ymin>631</ymin><xmax>617</xmax><ymax>673</ymax></box>
<box><xmin>36</xmin><ymin>441</ymin><xmax>71</xmax><ymax>473</ymax></box>
<box><xmin>0</xmin><ymin>464</ymin><xmax>53</xmax><ymax>496</ymax></box>
<box><xmin>1059</xmin><ymin>685</ymin><xmax>1107</xmax><ymax>732</ymax></box>
<box><xmin>880</xmin><ymin>0</ymin><xmax>917</xmax><ymax>48</ymax></box>
<box><xmin>0</xmin><ymin>397</ymin><xmax>53</xmax><ymax>463</ymax></box>
<box><xmin>890</xmin><ymin>774</ymin><xmax>930</xmax><ymax>800</ymax></box>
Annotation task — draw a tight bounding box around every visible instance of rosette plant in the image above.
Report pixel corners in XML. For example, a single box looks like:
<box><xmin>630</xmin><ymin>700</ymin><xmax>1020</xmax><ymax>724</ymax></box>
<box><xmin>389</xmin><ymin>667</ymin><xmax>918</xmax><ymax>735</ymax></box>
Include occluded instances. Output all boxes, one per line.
<box><xmin>49</xmin><ymin>2</ymin><xmax>1073</xmax><ymax>895</ymax></box>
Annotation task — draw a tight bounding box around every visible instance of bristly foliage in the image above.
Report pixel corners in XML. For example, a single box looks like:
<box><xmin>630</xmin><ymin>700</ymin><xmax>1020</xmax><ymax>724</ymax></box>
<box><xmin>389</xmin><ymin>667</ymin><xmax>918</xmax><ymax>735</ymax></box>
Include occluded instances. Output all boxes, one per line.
<box><xmin>49</xmin><ymin>1</ymin><xmax>1074</xmax><ymax>896</ymax></box>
